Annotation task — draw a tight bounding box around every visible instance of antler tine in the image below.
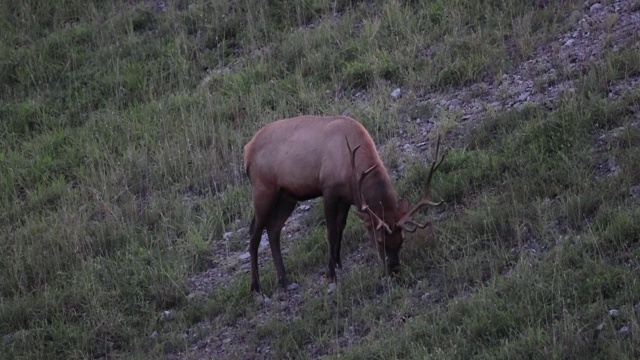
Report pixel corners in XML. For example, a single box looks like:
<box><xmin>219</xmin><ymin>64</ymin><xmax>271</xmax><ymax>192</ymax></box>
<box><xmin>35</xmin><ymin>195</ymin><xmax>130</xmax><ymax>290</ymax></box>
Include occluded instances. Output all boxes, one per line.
<box><xmin>345</xmin><ymin>137</ymin><xmax>392</xmax><ymax>235</ymax></box>
<box><xmin>357</xmin><ymin>164</ymin><xmax>377</xmax><ymax>210</ymax></box>
<box><xmin>397</xmin><ymin>135</ymin><xmax>446</xmax><ymax>230</ymax></box>
<box><xmin>345</xmin><ymin>136</ymin><xmax>361</xmax><ymax>169</ymax></box>
<box><xmin>399</xmin><ymin>219</ymin><xmax>432</xmax><ymax>233</ymax></box>
<box><xmin>421</xmin><ymin>135</ymin><xmax>447</xmax><ymax>207</ymax></box>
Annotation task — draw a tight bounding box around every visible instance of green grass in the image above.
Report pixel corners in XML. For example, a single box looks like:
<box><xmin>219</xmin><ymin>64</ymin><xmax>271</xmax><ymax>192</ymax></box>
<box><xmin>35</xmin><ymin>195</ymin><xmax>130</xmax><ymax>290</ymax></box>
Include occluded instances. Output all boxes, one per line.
<box><xmin>2</xmin><ymin>0</ymin><xmax>640</xmax><ymax>358</ymax></box>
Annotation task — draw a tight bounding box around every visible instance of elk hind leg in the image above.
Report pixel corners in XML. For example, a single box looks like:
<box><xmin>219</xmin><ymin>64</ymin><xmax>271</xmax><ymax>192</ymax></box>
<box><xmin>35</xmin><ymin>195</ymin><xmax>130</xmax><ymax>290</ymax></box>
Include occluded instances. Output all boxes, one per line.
<box><xmin>266</xmin><ymin>195</ymin><xmax>297</xmax><ymax>290</ymax></box>
<box><xmin>248</xmin><ymin>188</ymin><xmax>276</xmax><ymax>293</ymax></box>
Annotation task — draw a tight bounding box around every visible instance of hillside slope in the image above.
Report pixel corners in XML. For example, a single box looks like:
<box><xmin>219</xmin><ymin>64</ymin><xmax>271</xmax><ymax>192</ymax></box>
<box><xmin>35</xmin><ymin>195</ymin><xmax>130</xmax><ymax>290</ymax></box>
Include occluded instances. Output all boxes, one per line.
<box><xmin>1</xmin><ymin>0</ymin><xmax>639</xmax><ymax>359</ymax></box>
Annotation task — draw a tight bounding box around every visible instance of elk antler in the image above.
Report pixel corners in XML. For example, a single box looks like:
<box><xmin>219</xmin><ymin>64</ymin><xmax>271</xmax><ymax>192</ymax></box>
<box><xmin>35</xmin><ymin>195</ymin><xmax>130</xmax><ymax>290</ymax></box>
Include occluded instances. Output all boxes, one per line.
<box><xmin>396</xmin><ymin>135</ymin><xmax>446</xmax><ymax>232</ymax></box>
<box><xmin>345</xmin><ymin>137</ymin><xmax>393</xmax><ymax>235</ymax></box>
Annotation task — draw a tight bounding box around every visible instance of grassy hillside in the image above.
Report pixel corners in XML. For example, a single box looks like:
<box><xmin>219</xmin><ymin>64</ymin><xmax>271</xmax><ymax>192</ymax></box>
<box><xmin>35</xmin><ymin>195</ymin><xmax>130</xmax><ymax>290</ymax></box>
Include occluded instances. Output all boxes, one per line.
<box><xmin>1</xmin><ymin>0</ymin><xmax>639</xmax><ymax>358</ymax></box>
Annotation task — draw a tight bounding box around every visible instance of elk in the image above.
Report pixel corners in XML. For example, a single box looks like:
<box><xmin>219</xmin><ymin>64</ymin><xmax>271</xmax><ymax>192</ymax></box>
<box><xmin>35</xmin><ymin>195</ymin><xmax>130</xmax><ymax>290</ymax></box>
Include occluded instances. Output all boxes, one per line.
<box><xmin>243</xmin><ymin>115</ymin><xmax>445</xmax><ymax>293</ymax></box>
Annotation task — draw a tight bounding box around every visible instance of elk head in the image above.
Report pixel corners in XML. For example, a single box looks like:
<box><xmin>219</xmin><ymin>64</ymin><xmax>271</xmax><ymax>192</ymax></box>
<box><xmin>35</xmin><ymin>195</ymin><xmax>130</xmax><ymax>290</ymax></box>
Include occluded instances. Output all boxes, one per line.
<box><xmin>346</xmin><ymin>136</ymin><xmax>446</xmax><ymax>274</ymax></box>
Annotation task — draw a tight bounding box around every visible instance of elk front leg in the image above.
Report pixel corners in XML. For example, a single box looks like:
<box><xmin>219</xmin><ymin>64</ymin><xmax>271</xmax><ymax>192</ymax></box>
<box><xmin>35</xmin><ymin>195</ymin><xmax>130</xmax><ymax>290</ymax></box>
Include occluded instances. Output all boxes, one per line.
<box><xmin>323</xmin><ymin>195</ymin><xmax>343</xmax><ymax>281</ymax></box>
<box><xmin>331</xmin><ymin>200</ymin><xmax>351</xmax><ymax>269</ymax></box>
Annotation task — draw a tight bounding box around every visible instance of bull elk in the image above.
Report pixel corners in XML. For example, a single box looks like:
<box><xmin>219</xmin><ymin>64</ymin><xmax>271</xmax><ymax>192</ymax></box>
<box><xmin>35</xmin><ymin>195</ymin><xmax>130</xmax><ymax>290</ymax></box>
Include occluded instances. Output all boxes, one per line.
<box><xmin>243</xmin><ymin>115</ymin><xmax>445</xmax><ymax>293</ymax></box>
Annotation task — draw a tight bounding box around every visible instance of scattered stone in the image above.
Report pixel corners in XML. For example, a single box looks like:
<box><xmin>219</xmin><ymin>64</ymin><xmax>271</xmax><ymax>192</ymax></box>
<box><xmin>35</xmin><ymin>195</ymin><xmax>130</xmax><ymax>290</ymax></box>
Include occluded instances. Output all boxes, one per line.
<box><xmin>590</xmin><ymin>3</ymin><xmax>603</xmax><ymax>12</ymax></box>
<box><xmin>150</xmin><ymin>331</ymin><xmax>159</xmax><ymax>338</ymax></box>
<box><xmin>596</xmin><ymin>322</ymin><xmax>605</xmax><ymax>332</ymax></box>
<box><xmin>421</xmin><ymin>292</ymin><xmax>430</xmax><ymax>302</ymax></box>
<box><xmin>160</xmin><ymin>310</ymin><xmax>172</xmax><ymax>322</ymax></box>
<box><xmin>618</xmin><ymin>325</ymin><xmax>630</xmax><ymax>335</ymax></box>
<box><xmin>403</xmin><ymin>144</ymin><xmax>411</xmax><ymax>151</ymax></box>
<box><xmin>564</xmin><ymin>39</ymin><xmax>575</xmax><ymax>46</ymax></box>
<box><xmin>286</xmin><ymin>283</ymin><xmax>299</xmax><ymax>291</ymax></box>
<box><xmin>299</xmin><ymin>205</ymin><xmax>311</xmax><ymax>211</ymax></box>
<box><xmin>222</xmin><ymin>232</ymin><xmax>233</xmax><ymax>241</ymax></box>
<box><xmin>239</xmin><ymin>252</ymin><xmax>251</xmax><ymax>262</ymax></box>
<box><xmin>255</xmin><ymin>294</ymin><xmax>271</xmax><ymax>306</ymax></box>
<box><xmin>327</xmin><ymin>282</ymin><xmax>336</xmax><ymax>294</ymax></box>
<box><xmin>448</xmin><ymin>99</ymin><xmax>460</xmax><ymax>110</ymax></box>
<box><xmin>187</xmin><ymin>291</ymin><xmax>205</xmax><ymax>301</ymax></box>
<box><xmin>260</xmin><ymin>233</ymin><xmax>269</xmax><ymax>248</ymax></box>
<box><xmin>518</xmin><ymin>91</ymin><xmax>531</xmax><ymax>102</ymax></box>
<box><xmin>609</xmin><ymin>309</ymin><xmax>620</xmax><ymax>317</ymax></box>
<box><xmin>391</xmin><ymin>88</ymin><xmax>402</xmax><ymax>99</ymax></box>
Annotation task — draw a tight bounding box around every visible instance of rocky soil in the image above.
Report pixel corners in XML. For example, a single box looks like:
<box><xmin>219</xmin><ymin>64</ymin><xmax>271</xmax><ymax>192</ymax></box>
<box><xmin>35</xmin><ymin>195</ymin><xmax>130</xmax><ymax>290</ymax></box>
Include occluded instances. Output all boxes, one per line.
<box><xmin>176</xmin><ymin>1</ymin><xmax>640</xmax><ymax>358</ymax></box>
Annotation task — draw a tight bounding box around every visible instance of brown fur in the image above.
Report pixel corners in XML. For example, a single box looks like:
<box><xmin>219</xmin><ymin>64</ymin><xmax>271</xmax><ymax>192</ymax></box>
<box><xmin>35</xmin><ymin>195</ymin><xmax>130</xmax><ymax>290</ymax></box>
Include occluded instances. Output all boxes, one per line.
<box><xmin>244</xmin><ymin>115</ymin><xmax>409</xmax><ymax>293</ymax></box>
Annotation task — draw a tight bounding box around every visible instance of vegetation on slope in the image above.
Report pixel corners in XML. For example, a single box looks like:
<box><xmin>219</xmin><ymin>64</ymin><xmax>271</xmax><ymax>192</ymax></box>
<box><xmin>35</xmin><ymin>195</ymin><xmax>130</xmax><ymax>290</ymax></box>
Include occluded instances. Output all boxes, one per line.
<box><xmin>1</xmin><ymin>0</ymin><xmax>638</xmax><ymax>358</ymax></box>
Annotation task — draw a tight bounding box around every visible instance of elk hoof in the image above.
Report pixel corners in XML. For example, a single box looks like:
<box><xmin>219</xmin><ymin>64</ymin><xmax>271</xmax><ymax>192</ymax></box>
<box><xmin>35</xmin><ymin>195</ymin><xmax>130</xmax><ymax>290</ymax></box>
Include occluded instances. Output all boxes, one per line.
<box><xmin>285</xmin><ymin>283</ymin><xmax>299</xmax><ymax>291</ymax></box>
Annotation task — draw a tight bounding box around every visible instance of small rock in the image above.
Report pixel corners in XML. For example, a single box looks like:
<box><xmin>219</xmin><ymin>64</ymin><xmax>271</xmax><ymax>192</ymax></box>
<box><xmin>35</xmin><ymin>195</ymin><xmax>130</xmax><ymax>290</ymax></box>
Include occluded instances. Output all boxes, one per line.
<box><xmin>518</xmin><ymin>92</ymin><xmax>531</xmax><ymax>102</ymax></box>
<box><xmin>223</xmin><ymin>338</ymin><xmax>232</xmax><ymax>344</ymax></box>
<box><xmin>299</xmin><ymin>205</ymin><xmax>311</xmax><ymax>211</ymax></box>
<box><xmin>260</xmin><ymin>233</ymin><xmax>269</xmax><ymax>248</ymax></box>
<box><xmin>286</xmin><ymin>283</ymin><xmax>299</xmax><ymax>291</ymax></box>
<box><xmin>609</xmin><ymin>309</ymin><xmax>620</xmax><ymax>317</ymax></box>
<box><xmin>564</xmin><ymin>39</ymin><xmax>575</xmax><ymax>46</ymax></box>
<box><xmin>150</xmin><ymin>331</ymin><xmax>159</xmax><ymax>338</ymax></box>
<box><xmin>403</xmin><ymin>144</ymin><xmax>411</xmax><ymax>151</ymax></box>
<box><xmin>239</xmin><ymin>252</ymin><xmax>251</xmax><ymax>262</ymax></box>
<box><xmin>255</xmin><ymin>294</ymin><xmax>271</xmax><ymax>306</ymax></box>
<box><xmin>222</xmin><ymin>232</ymin><xmax>233</xmax><ymax>241</ymax></box>
<box><xmin>596</xmin><ymin>322</ymin><xmax>605</xmax><ymax>332</ymax></box>
<box><xmin>187</xmin><ymin>291</ymin><xmax>205</xmax><ymax>301</ymax></box>
<box><xmin>391</xmin><ymin>88</ymin><xmax>402</xmax><ymax>99</ymax></box>
<box><xmin>327</xmin><ymin>282</ymin><xmax>336</xmax><ymax>294</ymax></box>
<box><xmin>421</xmin><ymin>292</ymin><xmax>430</xmax><ymax>302</ymax></box>
<box><xmin>618</xmin><ymin>326</ymin><xmax>630</xmax><ymax>335</ymax></box>
<box><xmin>590</xmin><ymin>3</ymin><xmax>602</xmax><ymax>12</ymax></box>
<box><xmin>160</xmin><ymin>310</ymin><xmax>172</xmax><ymax>321</ymax></box>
